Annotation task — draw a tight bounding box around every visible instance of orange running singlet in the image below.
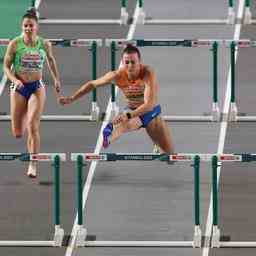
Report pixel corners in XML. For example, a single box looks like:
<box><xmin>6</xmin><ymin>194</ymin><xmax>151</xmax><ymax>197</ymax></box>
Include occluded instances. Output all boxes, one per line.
<box><xmin>115</xmin><ymin>65</ymin><xmax>146</xmax><ymax>109</ymax></box>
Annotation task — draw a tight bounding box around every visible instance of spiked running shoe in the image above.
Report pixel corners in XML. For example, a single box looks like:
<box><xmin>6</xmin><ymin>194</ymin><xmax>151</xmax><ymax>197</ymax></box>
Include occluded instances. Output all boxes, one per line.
<box><xmin>27</xmin><ymin>162</ymin><xmax>37</xmax><ymax>178</ymax></box>
<box><xmin>103</xmin><ymin>123</ymin><xmax>113</xmax><ymax>148</ymax></box>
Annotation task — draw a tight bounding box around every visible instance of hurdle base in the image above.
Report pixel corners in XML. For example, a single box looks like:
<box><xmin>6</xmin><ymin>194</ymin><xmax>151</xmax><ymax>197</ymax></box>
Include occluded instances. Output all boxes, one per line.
<box><xmin>212</xmin><ymin>102</ymin><xmax>221</xmax><ymax>122</ymax></box>
<box><xmin>137</xmin><ymin>8</ymin><xmax>146</xmax><ymax>24</ymax></box>
<box><xmin>163</xmin><ymin>115</ymin><xmax>215</xmax><ymax>122</ymax></box>
<box><xmin>120</xmin><ymin>7</ymin><xmax>128</xmax><ymax>25</ymax></box>
<box><xmin>193</xmin><ymin>225</ymin><xmax>202</xmax><ymax>248</ymax></box>
<box><xmin>0</xmin><ymin>115</ymin><xmax>95</xmax><ymax>121</ymax></box>
<box><xmin>229</xmin><ymin>102</ymin><xmax>238</xmax><ymax>121</ymax></box>
<box><xmin>38</xmin><ymin>19</ymin><xmax>122</xmax><ymax>25</ymax></box>
<box><xmin>220</xmin><ymin>241</ymin><xmax>256</xmax><ymax>248</ymax></box>
<box><xmin>76</xmin><ymin>225</ymin><xmax>87</xmax><ymax>247</ymax></box>
<box><xmin>211</xmin><ymin>225</ymin><xmax>220</xmax><ymax>248</ymax></box>
<box><xmin>143</xmin><ymin>19</ymin><xmax>230</xmax><ymax>25</ymax></box>
<box><xmin>0</xmin><ymin>240</ymin><xmax>55</xmax><ymax>247</ymax></box>
<box><xmin>91</xmin><ymin>102</ymin><xmax>100</xmax><ymax>121</ymax></box>
<box><xmin>53</xmin><ymin>225</ymin><xmax>65</xmax><ymax>247</ymax></box>
<box><xmin>235</xmin><ymin>116</ymin><xmax>256</xmax><ymax>122</ymax></box>
<box><xmin>227</xmin><ymin>7</ymin><xmax>235</xmax><ymax>24</ymax></box>
<box><xmin>83</xmin><ymin>240</ymin><xmax>194</xmax><ymax>247</ymax></box>
<box><xmin>244</xmin><ymin>7</ymin><xmax>252</xmax><ymax>24</ymax></box>
<box><xmin>110</xmin><ymin>102</ymin><xmax>119</xmax><ymax>119</ymax></box>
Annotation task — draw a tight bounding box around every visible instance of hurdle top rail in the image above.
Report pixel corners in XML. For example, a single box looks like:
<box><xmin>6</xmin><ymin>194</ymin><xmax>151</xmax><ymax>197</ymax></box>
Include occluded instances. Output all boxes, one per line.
<box><xmin>71</xmin><ymin>153</ymin><xmax>256</xmax><ymax>162</ymax></box>
<box><xmin>0</xmin><ymin>38</ymin><xmax>102</xmax><ymax>47</ymax></box>
<box><xmin>0</xmin><ymin>153</ymin><xmax>66</xmax><ymax>161</ymax></box>
<box><xmin>105</xmin><ymin>39</ymin><xmax>256</xmax><ymax>48</ymax></box>
<box><xmin>2</xmin><ymin>38</ymin><xmax>256</xmax><ymax>48</ymax></box>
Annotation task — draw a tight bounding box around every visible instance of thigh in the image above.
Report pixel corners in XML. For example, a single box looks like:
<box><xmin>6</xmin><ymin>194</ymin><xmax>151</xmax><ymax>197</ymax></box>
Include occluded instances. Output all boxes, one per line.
<box><xmin>145</xmin><ymin>116</ymin><xmax>173</xmax><ymax>153</ymax></box>
<box><xmin>27</xmin><ymin>86</ymin><xmax>46</xmax><ymax>124</ymax></box>
<box><xmin>10</xmin><ymin>90</ymin><xmax>28</xmax><ymax>132</ymax></box>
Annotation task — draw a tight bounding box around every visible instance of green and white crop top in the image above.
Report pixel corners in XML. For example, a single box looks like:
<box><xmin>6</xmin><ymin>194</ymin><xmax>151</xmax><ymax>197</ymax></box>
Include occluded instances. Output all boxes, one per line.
<box><xmin>13</xmin><ymin>36</ymin><xmax>46</xmax><ymax>73</ymax></box>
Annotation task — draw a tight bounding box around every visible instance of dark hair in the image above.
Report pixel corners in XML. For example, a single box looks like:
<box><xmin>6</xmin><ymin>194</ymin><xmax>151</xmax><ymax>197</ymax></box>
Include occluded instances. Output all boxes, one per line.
<box><xmin>22</xmin><ymin>7</ymin><xmax>38</xmax><ymax>22</ymax></box>
<box><xmin>122</xmin><ymin>44</ymin><xmax>141</xmax><ymax>59</ymax></box>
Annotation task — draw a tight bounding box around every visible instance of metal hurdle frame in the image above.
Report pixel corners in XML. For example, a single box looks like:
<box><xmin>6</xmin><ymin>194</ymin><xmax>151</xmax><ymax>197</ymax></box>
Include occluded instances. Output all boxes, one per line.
<box><xmin>32</xmin><ymin>0</ymin><xmax>241</xmax><ymax>26</ymax></box>
<box><xmin>105</xmin><ymin>38</ymin><xmax>221</xmax><ymax>122</ymax></box>
<box><xmin>0</xmin><ymin>38</ymin><xmax>103</xmax><ymax>121</ymax></box>
<box><xmin>0</xmin><ymin>153</ymin><xmax>66</xmax><ymax>246</ymax></box>
<box><xmin>71</xmin><ymin>152</ymin><xmax>202</xmax><ymax>248</ymax></box>
<box><xmin>134</xmin><ymin>0</ymin><xmax>235</xmax><ymax>25</ymax></box>
<box><xmin>35</xmin><ymin>0</ymin><xmax>128</xmax><ymax>25</ymax></box>
<box><xmin>211</xmin><ymin>153</ymin><xmax>256</xmax><ymax>248</ymax></box>
<box><xmin>228</xmin><ymin>40</ymin><xmax>256</xmax><ymax>121</ymax></box>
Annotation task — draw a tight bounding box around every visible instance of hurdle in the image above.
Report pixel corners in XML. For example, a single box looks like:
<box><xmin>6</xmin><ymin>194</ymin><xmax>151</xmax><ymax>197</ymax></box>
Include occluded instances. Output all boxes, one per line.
<box><xmin>228</xmin><ymin>40</ymin><xmax>256</xmax><ymax>121</ymax></box>
<box><xmin>211</xmin><ymin>153</ymin><xmax>256</xmax><ymax>247</ymax></box>
<box><xmin>0</xmin><ymin>38</ymin><xmax>103</xmax><ymax>121</ymax></box>
<box><xmin>36</xmin><ymin>0</ymin><xmax>128</xmax><ymax>25</ymax></box>
<box><xmin>134</xmin><ymin>0</ymin><xmax>235</xmax><ymax>25</ymax></box>
<box><xmin>105</xmin><ymin>39</ymin><xmax>220</xmax><ymax>122</ymax></box>
<box><xmin>71</xmin><ymin>152</ymin><xmax>202</xmax><ymax>248</ymax></box>
<box><xmin>0</xmin><ymin>153</ymin><xmax>66</xmax><ymax>246</ymax></box>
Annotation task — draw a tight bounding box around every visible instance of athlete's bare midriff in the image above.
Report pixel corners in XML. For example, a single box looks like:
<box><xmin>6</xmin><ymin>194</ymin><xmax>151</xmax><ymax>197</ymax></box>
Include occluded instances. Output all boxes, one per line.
<box><xmin>16</xmin><ymin>71</ymin><xmax>42</xmax><ymax>83</ymax></box>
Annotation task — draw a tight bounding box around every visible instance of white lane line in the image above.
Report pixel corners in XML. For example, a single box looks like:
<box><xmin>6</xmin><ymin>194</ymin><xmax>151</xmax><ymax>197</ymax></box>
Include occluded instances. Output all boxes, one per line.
<box><xmin>202</xmin><ymin>0</ymin><xmax>245</xmax><ymax>254</ymax></box>
<box><xmin>64</xmin><ymin>4</ymin><xmax>140</xmax><ymax>256</ymax></box>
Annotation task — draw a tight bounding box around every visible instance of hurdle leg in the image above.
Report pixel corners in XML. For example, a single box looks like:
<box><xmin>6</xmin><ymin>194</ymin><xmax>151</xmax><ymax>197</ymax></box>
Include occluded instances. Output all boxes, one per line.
<box><xmin>229</xmin><ymin>41</ymin><xmax>238</xmax><ymax>121</ymax></box>
<box><xmin>52</xmin><ymin>155</ymin><xmax>65</xmax><ymax>246</ymax></box>
<box><xmin>76</xmin><ymin>155</ymin><xmax>87</xmax><ymax>247</ymax></box>
<box><xmin>90</xmin><ymin>41</ymin><xmax>100</xmax><ymax>121</ymax></box>
<box><xmin>211</xmin><ymin>155</ymin><xmax>220</xmax><ymax>248</ymax></box>
<box><xmin>211</xmin><ymin>42</ymin><xmax>220</xmax><ymax>121</ymax></box>
<box><xmin>110</xmin><ymin>42</ymin><xmax>119</xmax><ymax>119</ymax></box>
<box><xmin>193</xmin><ymin>156</ymin><xmax>202</xmax><ymax>248</ymax></box>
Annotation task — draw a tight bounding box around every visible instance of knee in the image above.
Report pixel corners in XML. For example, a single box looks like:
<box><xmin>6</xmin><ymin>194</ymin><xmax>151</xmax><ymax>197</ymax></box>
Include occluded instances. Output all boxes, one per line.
<box><xmin>12</xmin><ymin>130</ymin><xmax>23</xmax><ymax>139</ymax></box>
<box><xmin>27</xmin><ymin>121</ymin><xmax>39</xmax><ymax>136</ymax></box>
<box><xmin>125</xmin><ymin>122</ymin><xmax>134</xmax><ymax>131</ymax></box>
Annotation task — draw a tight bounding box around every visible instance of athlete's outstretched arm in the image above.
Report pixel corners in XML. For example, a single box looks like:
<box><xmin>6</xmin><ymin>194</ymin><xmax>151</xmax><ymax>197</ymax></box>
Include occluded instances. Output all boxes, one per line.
<box><xmin>59</xmin><ymin>70</ymin><xmax>118</xmax><ymax>105</ymax></box>
<box><xmin>3</xmin><ymin>40</ymin><xmax>23</xmax><ymax>87</ymax></box>
<box><xmin>45</xmin><ymin>40</ymin><xmax>61</xmax><ymax>95</ymax></box>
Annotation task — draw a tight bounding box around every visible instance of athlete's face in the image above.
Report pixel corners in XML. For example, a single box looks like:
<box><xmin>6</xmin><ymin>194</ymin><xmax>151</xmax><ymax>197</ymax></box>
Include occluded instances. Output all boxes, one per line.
<box><xmin>22</xmin><ymin>18</ymin><xmax>38</xmax><ymax>36</ymax></box>
<box><xmin>122</xmin><ymin>53</ymin><xmax>141</xmax><ymax>76</ymax></box>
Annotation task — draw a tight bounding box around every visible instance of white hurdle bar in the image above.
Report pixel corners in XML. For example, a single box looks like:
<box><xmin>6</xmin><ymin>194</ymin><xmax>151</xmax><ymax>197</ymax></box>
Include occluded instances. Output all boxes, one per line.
<box><xmin>0</xmin><ymin>39</ymin><xmax>103</xmax><ymax>122</ymax></box>
<box><xmin>0</xmin><ymin>115</ymin><xmax>98</xmax><ymax>121</ymax></box>
<box><xmin>71</xmin><ymin>153</ymin><xmax>247</xmax><ymax>163</ymax></box>
<box><xmin>0</xmin><ymin>153</ymin><xmax>66</xmax><ymax>247</ymax></box>
<box><xmin>39</xmin><ymin>19</ymin><xmax>126</xmax><ymax>25</ymax></box>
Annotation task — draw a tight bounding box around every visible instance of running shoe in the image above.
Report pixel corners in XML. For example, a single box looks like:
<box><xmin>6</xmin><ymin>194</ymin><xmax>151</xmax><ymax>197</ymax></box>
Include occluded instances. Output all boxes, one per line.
<box><xmin>102</xmin><ymin>123</ymin><xmax>113</xmax><ymax>148</ymax></box>
<box><xmin>27</xmin><ymin>162</ymin><xmax>37</xmax><ymax>178</ymax></box>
